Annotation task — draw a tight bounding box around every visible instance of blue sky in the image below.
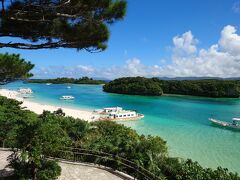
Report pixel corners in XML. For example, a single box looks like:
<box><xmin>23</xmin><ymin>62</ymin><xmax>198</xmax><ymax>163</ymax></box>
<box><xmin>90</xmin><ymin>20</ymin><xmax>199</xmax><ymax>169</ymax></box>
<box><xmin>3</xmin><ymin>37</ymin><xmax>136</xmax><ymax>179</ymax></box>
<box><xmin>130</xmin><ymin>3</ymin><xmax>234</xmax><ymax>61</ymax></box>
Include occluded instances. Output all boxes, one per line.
<box><xmin>1</xmin><ymin>0</ymin><xmax>240</xmax><ymax>79</ymax></box>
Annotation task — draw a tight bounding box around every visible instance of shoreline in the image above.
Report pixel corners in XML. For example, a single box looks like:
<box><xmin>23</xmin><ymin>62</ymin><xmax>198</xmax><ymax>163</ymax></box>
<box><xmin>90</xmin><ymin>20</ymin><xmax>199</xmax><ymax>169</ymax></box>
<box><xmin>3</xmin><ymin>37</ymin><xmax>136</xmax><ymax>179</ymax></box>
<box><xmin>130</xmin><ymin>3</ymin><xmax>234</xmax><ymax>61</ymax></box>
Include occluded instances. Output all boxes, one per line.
<box><xmin>0</xmin><ymin>89</ymin><xmax>96</xmax><ymax>122</ymax></box>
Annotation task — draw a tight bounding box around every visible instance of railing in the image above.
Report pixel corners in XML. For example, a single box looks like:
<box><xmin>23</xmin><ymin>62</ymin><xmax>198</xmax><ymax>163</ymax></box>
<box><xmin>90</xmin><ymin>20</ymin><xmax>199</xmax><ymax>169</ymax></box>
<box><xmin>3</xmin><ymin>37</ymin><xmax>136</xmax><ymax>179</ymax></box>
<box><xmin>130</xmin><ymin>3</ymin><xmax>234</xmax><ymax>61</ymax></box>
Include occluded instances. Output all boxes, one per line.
<box><xmin>48</xmin><ymin>147</ymin><xmax>162</xmax><ymax>180</ymax></box>
<box><xmin>0</xmin><ymin>146</ymin><xmax>162</xmax><ymax>180</ymax></box>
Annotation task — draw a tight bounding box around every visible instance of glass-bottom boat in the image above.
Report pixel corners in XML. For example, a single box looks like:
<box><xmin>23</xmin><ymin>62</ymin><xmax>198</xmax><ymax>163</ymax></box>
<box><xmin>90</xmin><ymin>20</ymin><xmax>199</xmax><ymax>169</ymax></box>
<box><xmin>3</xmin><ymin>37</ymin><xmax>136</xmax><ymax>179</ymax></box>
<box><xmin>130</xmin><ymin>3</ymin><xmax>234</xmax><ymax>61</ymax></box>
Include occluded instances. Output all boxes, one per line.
<box><xmin>209</xmin><ymin>117</ymin><xmax>240</xmax><ymax>130</ymax></box>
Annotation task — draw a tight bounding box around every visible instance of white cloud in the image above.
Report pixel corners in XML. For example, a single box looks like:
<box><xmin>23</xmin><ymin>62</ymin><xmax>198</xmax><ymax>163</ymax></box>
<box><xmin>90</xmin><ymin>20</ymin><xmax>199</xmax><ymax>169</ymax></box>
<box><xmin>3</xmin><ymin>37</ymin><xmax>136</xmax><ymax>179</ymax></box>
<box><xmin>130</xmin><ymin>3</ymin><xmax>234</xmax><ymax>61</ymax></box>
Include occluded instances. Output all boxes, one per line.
<box><xmin>33</xmin><ymin>25</ymin><xmax>240</xmax><ymax>79</ymax></box>
<box><xmin>33</xmin><ymin>58</ymin><xmax>162</xmax><ymax>79</ymax></box>
<box><xmin>164</xmin><ymin>25</ymin><xmax>240</xmax><ymax>77</ymax></box>
<box><xmin>76</xmin><ymin>65</ymin><xmax>95</xmax><ymax>73</ymax></box>
<box><xmin>33</xmin><ymin>65</ymin><xmax>95</xmax><ymax>79</ymax></box>
<box><xmin>173</xmin><ymin>31</ymin><xmax>198</xmax><ymax>55</ymax></box>
<box><xmin>219</xmin><ymin>25</ymin><xmax>240</xmax><ymax>56</ymax></box>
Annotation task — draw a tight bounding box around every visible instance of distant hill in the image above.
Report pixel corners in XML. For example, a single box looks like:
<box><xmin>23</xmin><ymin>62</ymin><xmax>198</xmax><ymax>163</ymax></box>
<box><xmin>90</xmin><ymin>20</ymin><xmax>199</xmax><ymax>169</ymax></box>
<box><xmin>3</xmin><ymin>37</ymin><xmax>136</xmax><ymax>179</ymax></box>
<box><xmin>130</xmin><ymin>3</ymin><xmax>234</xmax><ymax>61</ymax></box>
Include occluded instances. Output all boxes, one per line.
<box><xmin>92</xmin><ymin>77</ymin><xmax>112</xmax><ymax>82</ymax></box>
<box><xmin>26</xmin><ymin>77</ymin><xmax>107</xmax><ymax>85</ymax></box>
<box><xmin>158</xmin><ymin>77</ymin><xmax>240</xmax><ymax>81</ymax></box>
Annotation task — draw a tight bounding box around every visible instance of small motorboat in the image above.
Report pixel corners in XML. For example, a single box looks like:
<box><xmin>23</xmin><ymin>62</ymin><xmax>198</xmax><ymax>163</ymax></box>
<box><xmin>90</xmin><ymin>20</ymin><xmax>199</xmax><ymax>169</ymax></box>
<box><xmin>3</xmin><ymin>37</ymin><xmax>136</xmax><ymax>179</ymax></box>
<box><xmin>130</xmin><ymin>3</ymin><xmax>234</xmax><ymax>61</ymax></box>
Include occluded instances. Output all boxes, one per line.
<box><xmin>67</xmin><ymin>86</ymin><xmax>71</xmax><ymax>89</ymax></box>
<box><xmin>209</xmin><ymin>117</ymin><xmax>240</xmax><ymax>130</ymax></box>
<box><xmin>23</xmin><ymin>95</ymin><xmax>34</xmax><ymax>99</ymax></box>
<box><xmin>46</xmin><ymin>83</ymin><xmax>52</xmax><ymax>85</ymax></box>
<box><xmin>18</xmin><ymin>88</ymin><xmax>33</xmax><ymax>94</ymax></box>
<box><xmin>60</xmin><ymin>95</ymin><xmax>75</xmax><ymax>100</ymax></box>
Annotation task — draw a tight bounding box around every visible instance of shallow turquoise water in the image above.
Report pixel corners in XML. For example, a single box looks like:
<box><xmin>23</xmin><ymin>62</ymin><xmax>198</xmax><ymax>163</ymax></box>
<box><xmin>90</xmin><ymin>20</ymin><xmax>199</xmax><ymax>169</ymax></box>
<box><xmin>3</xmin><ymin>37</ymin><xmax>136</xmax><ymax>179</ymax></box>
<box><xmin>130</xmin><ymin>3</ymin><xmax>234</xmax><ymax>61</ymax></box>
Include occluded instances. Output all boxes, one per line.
<box><xmin>2</xmin><ymin>81</ymin><xmax>240</xmax><ymax>173</ymax></box>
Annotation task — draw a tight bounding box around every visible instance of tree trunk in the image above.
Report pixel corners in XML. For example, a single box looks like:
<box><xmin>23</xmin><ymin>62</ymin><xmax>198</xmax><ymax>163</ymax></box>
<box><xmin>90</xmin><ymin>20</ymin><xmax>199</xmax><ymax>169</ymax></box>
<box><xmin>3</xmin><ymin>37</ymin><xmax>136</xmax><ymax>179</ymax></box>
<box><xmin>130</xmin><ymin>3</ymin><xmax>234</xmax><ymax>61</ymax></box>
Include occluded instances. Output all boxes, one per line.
<box><xmin>32</xmin><ymin>165</ymin><xmax>37</xmax><ymax>180</ymax></box>
<box><xmin>1</xmin><ymin>0</ymin><xmax>4</xmax><ymax>16</ymax></box>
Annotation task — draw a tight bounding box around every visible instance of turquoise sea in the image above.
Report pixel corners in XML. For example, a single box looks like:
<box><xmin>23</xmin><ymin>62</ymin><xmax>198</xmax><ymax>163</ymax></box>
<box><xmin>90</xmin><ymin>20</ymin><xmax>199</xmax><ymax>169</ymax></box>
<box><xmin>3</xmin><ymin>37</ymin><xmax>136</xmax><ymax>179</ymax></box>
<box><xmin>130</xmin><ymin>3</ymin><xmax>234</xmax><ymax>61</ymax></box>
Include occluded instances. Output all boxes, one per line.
<box><xmin>2</xmin><ymin>81</ymin><xmax>240</xmax><ymax>173</ymax></box>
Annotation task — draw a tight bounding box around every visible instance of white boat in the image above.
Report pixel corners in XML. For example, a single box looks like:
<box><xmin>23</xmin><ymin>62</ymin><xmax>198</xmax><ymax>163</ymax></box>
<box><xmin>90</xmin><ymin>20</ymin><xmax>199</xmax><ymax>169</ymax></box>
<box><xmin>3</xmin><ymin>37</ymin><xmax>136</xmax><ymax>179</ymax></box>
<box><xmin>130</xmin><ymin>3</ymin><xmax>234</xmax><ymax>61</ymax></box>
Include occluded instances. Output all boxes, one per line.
<box><xmin>96</xmin><ymin>107</ymin><xmax>144</xmax><ymax>121</ymax></box>
<box><xmin>23</xmin><ymin>95</ymin><xmax>34</xmax><ymax>99</ymax></box>
<box><xmin>209</xmin><ymin>117</ymin><xmax>240</xmax><ymax>130</ymax></box>
<box><xmin>46</xmin><ymin>83</ymin><xmax>52</xmax><ymax>85</ymax></box>
<box><xmin>67</xmin><ymin>86</ymin><xmax>71</xmax><ymax>89</ymax></box>
<box><xmin>18</xmin><ymin>88</ymin><xmax>33</xmax><ymax>94</ymax></box>
<box><xmin>60</xmin><ymin>95</ymin><xmax>75</xmax><ymax>100</ymax></box>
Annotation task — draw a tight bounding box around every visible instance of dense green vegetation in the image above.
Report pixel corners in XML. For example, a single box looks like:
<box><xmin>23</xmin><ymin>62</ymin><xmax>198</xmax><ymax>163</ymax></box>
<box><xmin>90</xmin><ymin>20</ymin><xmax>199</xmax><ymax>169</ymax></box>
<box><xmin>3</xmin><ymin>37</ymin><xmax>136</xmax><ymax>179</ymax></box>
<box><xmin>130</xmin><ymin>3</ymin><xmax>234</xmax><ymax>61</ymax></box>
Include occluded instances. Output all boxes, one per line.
<box><xmin>0</xmin><ymin>0</ymin><xmax>126</xmax><ymax>51</ymax></box>
<box><xmin>160</xmin><ymin>79</ymin><xmax>240</xmax><ymax>98</ymax></box>
<box><xmin>103</xmin><ymin>77</ymin><xmax>163</xmax><ymax>96</ymax></box>
<box><xmin>103</xmin><ymin>77</ymin><xmax>240</xmax><ymax>98</ymax></box>
<box><xmin>0</xmin><ymin>96</ymin><xmax>67</xmax><ymax>179</ymax></box>
<box><xmin>0</xmin><ymin>53</ymin><xmax>34</xmax><ymax>84</ymax></box>
<box><xmin>0</xmin><ymin>96</ymin><xmax>239</xmax><ymax>179</ymax></box>
<box><xmin>27</xmin><ymin>77</ymin><xmax>106</xmax><ymax>85</ymax></box>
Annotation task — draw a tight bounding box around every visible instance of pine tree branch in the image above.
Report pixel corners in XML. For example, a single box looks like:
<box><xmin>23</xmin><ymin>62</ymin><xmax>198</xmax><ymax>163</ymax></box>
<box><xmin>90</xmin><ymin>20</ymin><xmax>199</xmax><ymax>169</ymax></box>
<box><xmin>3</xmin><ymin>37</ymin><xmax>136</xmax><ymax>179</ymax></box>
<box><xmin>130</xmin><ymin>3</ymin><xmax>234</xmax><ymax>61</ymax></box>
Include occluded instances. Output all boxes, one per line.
<box><xmin>55</xmin><ymin>13</ymin><xmax>78</xmax><ymax>18</ymax></box>
<box><xmin>9</xmin><ymin>17</ymin><xmax>51</xmax><ymax>22</ymax></box>
<box><xmin>1</xmin><ymin>0</ymin><xmax>5</xmax><ymax>16</ymax></box>
<box><xmin>0</xmin><ymin>33</ymin><xmax>25</xmax><ymax>38</ymax></box>
<box><xmin>0</xmin><ymin>41</ymin><xmax>103</xmax><ymax>52</ymax></box>
<box><xmin>0</xmin><ymin>41</ymin><xmax>68</xmax><ymax>49</ymax></box>
<box><xmin>0</xmin><ymin>0</ymin><xmax>127</xmax><ymax>50</ymax></box>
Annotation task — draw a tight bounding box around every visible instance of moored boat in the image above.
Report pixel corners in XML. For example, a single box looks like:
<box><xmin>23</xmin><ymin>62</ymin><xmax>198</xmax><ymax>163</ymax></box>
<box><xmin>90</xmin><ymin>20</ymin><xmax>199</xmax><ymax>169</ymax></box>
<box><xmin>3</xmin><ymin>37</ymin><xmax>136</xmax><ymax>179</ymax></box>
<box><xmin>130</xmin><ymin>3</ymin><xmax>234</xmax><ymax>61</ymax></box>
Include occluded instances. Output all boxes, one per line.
<box><xmin>60</xmin><ymin>95</ymin><xmax>75</xmax><ymax>100</ymax></box>
<box><xmin>23</xmin><ymin>95</ymin><xmax>34</xmax><ymax>99</ymax></box>
<box><xmin>18</xmin><ymin>88</ymin><xmax>33</xmax><ymax>94</ymax></box>
<box><xmin>95</xmin><ymin>107</ymin><xmax>144</xmax><ymax>121</ymax></box>
<box><xmin>209</xmin><ymin>118</ymin><xmax>240</xmax><ymax>130</ymax></box>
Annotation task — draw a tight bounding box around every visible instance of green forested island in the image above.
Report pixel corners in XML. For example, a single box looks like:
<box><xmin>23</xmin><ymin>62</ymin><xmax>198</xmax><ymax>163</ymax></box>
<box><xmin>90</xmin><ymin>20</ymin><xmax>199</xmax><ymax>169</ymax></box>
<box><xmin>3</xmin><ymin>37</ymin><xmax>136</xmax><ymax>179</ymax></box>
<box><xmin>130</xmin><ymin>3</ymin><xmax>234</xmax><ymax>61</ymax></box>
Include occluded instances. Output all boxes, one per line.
<box><xmin>27</xmin><ymin>77</ymin><xmax>106</xmax><ymax>85</ymax></box>
<box><xmin>103</xmin><ymin>77</ymin><xmax>240</xmax><ymax>98</ymax></box>
<box><xmin>103</xmin><ymin>76</ymin><xmax>163</xmax><ymax>96</ymax></box>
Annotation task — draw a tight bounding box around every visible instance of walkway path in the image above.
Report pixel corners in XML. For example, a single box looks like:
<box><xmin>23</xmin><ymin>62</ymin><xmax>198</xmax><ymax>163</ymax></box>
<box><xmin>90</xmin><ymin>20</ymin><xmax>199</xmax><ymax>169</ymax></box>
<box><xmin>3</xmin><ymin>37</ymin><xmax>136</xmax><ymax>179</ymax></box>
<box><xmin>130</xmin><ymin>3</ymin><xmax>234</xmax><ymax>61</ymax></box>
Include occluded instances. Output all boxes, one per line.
<box><xmin>0</xmin><ymin>150</ymin><xmax>12</xmax><ymax>177</ymax></box>
<box><xmin>0</xmin><ymin>150</ymin><xmax>122</xmax><ymax>180</ymax></box>
<box><xmin>58</xmin><ymin>161</ymin><xmax>122</xmax><ymax>180</ymax></box>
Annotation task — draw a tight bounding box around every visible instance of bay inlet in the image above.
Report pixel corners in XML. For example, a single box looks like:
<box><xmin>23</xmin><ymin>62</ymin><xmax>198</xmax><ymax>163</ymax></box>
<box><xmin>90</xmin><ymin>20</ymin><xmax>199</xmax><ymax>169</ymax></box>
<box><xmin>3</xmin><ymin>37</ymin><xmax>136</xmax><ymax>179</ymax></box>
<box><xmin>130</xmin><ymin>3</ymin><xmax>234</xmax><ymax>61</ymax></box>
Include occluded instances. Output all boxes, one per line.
<box><xmin>2</xmin><ymin>81</ymin><xmax>240</xmax><ymax>173</ymax></box>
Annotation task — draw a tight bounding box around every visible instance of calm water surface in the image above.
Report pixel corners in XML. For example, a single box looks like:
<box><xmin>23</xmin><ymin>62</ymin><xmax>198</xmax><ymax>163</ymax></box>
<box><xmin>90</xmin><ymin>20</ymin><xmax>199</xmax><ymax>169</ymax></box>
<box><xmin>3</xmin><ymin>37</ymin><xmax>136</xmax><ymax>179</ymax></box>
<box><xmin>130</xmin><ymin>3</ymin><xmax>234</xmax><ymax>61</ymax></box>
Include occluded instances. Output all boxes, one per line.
<box><xmin>3</xmin><ymin>82</ymin><xmax>240</xmax><ymax>173</ymax></box>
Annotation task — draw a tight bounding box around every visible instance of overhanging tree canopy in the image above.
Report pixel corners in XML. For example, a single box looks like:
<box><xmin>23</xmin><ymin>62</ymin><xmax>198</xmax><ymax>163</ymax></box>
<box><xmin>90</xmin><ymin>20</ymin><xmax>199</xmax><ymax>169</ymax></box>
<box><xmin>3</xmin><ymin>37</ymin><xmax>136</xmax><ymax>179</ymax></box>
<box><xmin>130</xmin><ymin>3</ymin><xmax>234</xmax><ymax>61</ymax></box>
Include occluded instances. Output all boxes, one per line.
<box><xmin>0</xmin><ymin>53</ymin><xmax>34</xmax><ymax>83</ymax></box>
<box><xmin>0</xmin><ymin>0</ymin><xmax>127</xmax><ymax>51</ymax></box>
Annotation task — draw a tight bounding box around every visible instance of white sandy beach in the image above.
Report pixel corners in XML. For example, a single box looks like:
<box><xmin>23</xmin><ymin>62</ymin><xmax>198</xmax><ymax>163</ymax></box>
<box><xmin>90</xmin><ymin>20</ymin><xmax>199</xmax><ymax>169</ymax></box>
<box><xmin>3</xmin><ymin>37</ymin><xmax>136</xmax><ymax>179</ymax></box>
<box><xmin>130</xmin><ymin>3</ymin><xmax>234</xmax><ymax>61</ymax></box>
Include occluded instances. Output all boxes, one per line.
<box><xmin>0</xmin><ymin>89</ymin><xmax>97</xmax><ymax>122</ymax></box>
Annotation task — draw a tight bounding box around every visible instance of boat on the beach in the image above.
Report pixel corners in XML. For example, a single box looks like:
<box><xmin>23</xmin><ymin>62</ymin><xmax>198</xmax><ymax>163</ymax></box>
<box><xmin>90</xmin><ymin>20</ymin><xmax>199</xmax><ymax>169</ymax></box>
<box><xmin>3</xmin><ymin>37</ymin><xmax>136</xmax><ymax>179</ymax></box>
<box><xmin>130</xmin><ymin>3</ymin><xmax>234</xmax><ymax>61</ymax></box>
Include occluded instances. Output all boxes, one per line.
<box><xmin>18</xmin><ymin>88</ymin><xmax>33</xmax><ymax>94</ymax></box>
<box><xmin>60</xmin><ymin>95</ymin><xmax>75</xmax><ymax>100</ymax></box>
<box><xmin>209</xmin><ymin>117</ymin><xmax>240</xmax><ymax>130</ymax></box>
<box><xmin>95</xmin><ymin>107</ymin><xmax>144</xmax><ymax>121</ymax></box>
